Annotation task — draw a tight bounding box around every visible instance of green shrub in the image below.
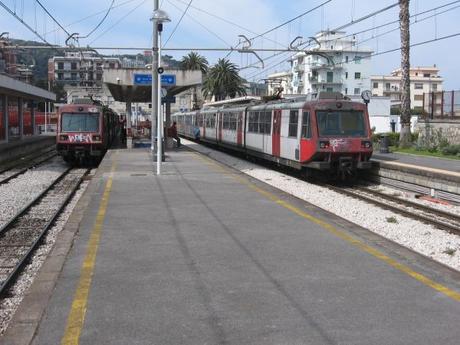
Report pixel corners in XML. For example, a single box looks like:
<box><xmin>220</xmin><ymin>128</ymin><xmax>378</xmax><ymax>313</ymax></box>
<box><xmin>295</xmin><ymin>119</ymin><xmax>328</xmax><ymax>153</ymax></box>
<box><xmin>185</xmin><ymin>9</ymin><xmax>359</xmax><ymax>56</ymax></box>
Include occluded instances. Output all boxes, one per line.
<box><xmin>441</xmin><ymin>144</ymin><xmax>460</xmax><ymax>156</ymax></box>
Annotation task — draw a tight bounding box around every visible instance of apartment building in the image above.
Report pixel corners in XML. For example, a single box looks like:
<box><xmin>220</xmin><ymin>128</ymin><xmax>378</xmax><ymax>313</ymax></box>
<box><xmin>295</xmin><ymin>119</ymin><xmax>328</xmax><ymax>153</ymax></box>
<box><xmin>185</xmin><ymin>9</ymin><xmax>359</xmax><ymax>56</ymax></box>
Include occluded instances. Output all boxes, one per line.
<box><xmin>371</xmin><ymin>66</ymin><xmax>443</xmax><ymax>109</ymax></box>
<box><xmin>48</xmin><ymin>51</ymin><xmax>121</xmax><ymax>88</ymax></box>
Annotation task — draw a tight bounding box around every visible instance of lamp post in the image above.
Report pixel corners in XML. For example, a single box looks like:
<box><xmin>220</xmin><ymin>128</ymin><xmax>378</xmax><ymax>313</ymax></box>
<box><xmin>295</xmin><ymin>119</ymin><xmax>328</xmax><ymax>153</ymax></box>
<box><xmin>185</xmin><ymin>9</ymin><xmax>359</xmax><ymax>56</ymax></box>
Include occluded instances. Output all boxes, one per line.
<box><xmin>150</xmin><ymin>7</ymin><xmax>170</xmax><ymax>175</ymax></box>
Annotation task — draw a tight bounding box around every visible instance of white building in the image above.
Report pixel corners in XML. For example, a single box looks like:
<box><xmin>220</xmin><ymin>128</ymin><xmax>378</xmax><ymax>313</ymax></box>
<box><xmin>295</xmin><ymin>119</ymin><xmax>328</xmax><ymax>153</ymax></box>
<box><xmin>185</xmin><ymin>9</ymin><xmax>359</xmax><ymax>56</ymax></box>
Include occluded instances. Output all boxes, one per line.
<box><xmin>371</xmin><ymin>66</ymin><xmax>443</xmax><ymax>109</ymax></box>
<box><xmin>290</xmin><ymin>31</ymin><xmax>373</xmax><ymax>96</ymax></box>
<box><xmin>266</xmin><ymin>71</ymin><xmax>293</xmax><ymax>95</ymax></box>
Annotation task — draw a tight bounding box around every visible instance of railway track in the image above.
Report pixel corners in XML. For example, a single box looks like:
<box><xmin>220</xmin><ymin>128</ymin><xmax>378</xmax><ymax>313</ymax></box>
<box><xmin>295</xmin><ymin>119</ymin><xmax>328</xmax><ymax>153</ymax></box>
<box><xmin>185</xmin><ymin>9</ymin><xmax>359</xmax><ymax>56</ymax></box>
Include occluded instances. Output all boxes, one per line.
<box><xmin>325</xmin><ymin>183</ymin><xmax>460</xmax><ymax>235</ymax></box>
<box><xmin>0</xmin><ymin>168</ymin><xmax>88</xmax><ymax>298</ymax></box>
<box><xmin>0</xmin><ymin>148</ymin><xmax>57</xmax><ymax>185</ymax></box>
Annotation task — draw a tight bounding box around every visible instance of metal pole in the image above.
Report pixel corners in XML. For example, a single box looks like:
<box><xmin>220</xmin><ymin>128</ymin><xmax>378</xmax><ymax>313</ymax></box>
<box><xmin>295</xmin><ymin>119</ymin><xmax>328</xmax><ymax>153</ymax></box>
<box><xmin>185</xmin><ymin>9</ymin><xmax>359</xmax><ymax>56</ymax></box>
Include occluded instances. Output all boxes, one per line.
<box><xmin>44</xmin><ymin>101</ymin><xmax>47</xmax><ymax>133</ymax></box>
<box><xmin>151</xmin><ymin>0</ymin><xmax>159</xmax><ymax>152</ymax></box>
<box><xmin>156</xmin><ymin>28</ymin><xmax>162</xmax><ymax>175</ymax></box>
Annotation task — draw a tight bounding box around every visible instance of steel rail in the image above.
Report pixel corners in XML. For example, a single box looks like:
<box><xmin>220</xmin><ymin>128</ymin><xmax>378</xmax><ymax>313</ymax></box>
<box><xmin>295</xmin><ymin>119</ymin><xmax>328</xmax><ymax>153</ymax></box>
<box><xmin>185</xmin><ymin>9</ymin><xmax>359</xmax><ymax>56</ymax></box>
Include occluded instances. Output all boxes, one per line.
<box><xmin>0</xmin><ymin>169</ymin><xmax>88</xmax><ymax>298</ymax></box>
<box><xmin>0</xmin><ymin>150</ymin><xmax>58</xmax><ymax>185</ymax></box>
<box><xmin>0</xmin><ymin>146</ymin><xmax>56</xmax><ymax>175</ymax></box>
<box><xmin>325</xmin><ymin>183</ymin><xmax>460</xmax><ymax>236</ymax></box>
<box><xmin>0</xmin><ymin>167</ymin><xmax>71</xmax><ymax>236</ymax></box>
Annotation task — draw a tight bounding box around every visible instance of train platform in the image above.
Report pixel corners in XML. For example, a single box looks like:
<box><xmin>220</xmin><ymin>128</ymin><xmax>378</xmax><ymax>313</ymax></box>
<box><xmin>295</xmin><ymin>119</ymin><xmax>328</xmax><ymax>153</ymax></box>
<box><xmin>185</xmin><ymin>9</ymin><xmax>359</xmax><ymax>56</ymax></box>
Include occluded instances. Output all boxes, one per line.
<box><xmin>4</xmin><ymin>147</ymin><xmax>460</xmax><ymax>345</ymax></box>
<box><xmin>0</xmin><ymin>134</ymin><xmax>55</xmax><ymax>165</ymax></box>
<box><xmin>372</xmin><ymin>151</ymin><xmax>460</xmax><ymax>174</ymax></box>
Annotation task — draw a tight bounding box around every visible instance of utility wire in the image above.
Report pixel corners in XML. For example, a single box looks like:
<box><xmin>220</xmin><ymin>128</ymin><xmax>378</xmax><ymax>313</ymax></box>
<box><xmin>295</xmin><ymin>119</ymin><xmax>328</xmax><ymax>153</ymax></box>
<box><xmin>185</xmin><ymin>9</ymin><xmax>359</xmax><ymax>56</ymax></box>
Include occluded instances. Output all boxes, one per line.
<box><xmin>166</xmin><ymin>0</ymin><xmax>232</xmax><ymax>47</ymax></box>
<box><xmin>0</xmin><ymin>0</ymin><xmax>52</xmax><ymax>44</ymax></box>
<box><xmin>163</xmin><ymin>0</ymin><xmax>193</xmax><ymax>47</ymax></box>
<box><xmin>89</xmin><ymin>0</ymin><xmax>148</xmax><ymax>45</ymax></box>
<box><xmin>43</xmin><ymin>0</ymin><xmax>138</xmax><ymax>36</ymax></box>
<box><xmin>249</xmin><ymin>0</ymin><xmax>332</xmax><ymax>42</ymax></box>
<box><xmin>78</xmin><ymin>0</ymin><xmax>115</xmax><ymax>39</ymax></box>
<box><xmin>35</xmin><ymin>0</ymin><xmax>71</xmax><ymax>36</ymax></box>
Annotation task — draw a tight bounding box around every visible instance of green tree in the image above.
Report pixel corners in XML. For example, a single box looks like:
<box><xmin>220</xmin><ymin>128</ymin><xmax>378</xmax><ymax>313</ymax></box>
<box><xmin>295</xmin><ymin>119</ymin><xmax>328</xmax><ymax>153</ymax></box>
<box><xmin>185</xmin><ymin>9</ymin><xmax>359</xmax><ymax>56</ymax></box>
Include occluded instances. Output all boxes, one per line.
<box><xmin>399</xmin><ymin>0</ymin><xmax>412</xmax><ymax>148</ymax></box>
<box><xmin>181</xmin><ymin>52</ymin><xmax>209</xmax><ymax>109</ymax></box>
<box><xmin>202</xmin><ymin>58</ymin><xmax>246</xmax><ymax>101</ymax></box>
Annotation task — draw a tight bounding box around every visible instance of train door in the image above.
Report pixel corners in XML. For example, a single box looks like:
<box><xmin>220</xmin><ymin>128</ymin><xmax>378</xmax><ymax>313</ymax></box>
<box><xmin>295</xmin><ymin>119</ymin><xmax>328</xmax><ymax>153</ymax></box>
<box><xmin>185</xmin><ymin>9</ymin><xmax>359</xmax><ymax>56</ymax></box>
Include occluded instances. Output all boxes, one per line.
<box><xmin>272</xmin><ymin>109</ymin><xmax>281</xmax><ymax>157</ymax></box>
<box><xmin>237</xmin><ymin>112</ymin><xmax>243</xmax><ymax>146</ymax></box>
<box><xmin>218</xmin><ymin>112</ymin><xmax>223</xmax><ymax>143</ymax></box>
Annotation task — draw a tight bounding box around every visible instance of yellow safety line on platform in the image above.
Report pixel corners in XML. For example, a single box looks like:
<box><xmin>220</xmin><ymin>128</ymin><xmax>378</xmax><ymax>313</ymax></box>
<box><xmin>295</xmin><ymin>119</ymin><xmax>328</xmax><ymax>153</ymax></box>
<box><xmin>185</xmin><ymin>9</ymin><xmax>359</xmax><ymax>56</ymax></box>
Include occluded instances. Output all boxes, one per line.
<box><xmin>192</xmin><ymin>151</ymin><xmax>460</xmax><ymax>302</ymax></box>
<box><xmin>61</xmin><ymin>154</ymin><xmax>117</xmax><ymax>345</ymax></box>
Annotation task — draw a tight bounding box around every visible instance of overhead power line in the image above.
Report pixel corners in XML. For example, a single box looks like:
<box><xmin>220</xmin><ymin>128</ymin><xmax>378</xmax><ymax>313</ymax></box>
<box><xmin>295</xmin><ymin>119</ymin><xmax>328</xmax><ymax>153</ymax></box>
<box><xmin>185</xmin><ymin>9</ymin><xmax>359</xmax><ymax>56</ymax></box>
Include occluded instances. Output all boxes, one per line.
<box><xmin>163</xmin><ymin>0</ymin><xmax>193</xmax><ymax>47</ymax></box>
<box><xmin>166</xmin><ymin>0</ymin><xmax>232</xmax><ymax>47</ymax></box>
<box><xmin>78</xmin><ymin>0</ymin><xmax>115</xmax><ymax>39</ymax></box>
<box><xmin>249</xmin><ymin>0</ymin><xmax>332</xmax><ymax>42</ymax></box>
<box><xmin>0</xmin><ymin>0</ymin><xmax>52</xmax><ymax>44</ymax></box>
<box><xmin>35</xmin><ymin>0</ymin><xmax>71</xmax><ymax>36</ymax></box>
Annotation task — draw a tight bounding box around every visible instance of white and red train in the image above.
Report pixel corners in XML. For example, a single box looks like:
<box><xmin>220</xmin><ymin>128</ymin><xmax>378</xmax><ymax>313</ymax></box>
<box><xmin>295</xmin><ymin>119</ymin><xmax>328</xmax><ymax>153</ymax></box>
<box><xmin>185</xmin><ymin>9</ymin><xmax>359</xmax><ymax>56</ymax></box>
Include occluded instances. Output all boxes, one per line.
<box><xmin>56</xmin><ymin>99</ymin><xmax>119</xmax><ymax>165</ymax></box>
<box><xmin>173</xmin><ymin>92</ymin><xmax>373</xmax><ymax>178</ymax></box>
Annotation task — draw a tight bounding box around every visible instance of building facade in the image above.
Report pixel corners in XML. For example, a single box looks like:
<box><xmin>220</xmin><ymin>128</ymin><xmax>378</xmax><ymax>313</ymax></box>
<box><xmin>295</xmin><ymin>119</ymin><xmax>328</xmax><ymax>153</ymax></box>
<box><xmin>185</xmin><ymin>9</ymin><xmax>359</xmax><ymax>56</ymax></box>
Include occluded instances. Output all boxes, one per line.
<box><xmin>290</xmin><ymin>31</ymin><xmax>372</xmax><ymax>96</ymax></box>
<box><xmin>48</xmin><ymin>51</ymin><xmax>121</xmax><ymax>88</ymax></box>
<box><xmin>371</xmin><ymin>66</ymin><xmax>443</xmax><ymax>109</ymax></box>
<box><xmin>266</xmin><ymin>71</ymin><xmax>293</xmax><ymax>95</ymax></box>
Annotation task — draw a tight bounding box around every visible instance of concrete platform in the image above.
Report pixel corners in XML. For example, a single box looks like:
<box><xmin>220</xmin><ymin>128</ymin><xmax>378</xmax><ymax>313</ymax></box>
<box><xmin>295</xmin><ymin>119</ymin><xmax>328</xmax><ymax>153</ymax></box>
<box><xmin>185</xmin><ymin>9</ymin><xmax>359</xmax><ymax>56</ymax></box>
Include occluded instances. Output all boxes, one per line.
<box><xmin>0</xmin><ymin>135</ymin><xmax>55</xmax><ymax>165</ymax></box>
<box><xmin>371</xmin><ymin>152</ymin><xmax>460</xmax><ymax>196</ymax></box>
<box><xmin>4</xmin><ymin>147</ymin><xmax>460</xmax><ymax>345</ymax></box>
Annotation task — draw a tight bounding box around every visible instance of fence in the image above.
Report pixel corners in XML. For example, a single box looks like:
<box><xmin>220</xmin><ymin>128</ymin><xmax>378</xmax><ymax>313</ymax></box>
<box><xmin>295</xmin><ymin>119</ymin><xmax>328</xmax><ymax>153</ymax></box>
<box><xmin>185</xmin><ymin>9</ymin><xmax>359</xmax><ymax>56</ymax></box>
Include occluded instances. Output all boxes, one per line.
<box><xmin>423</xmin><ymin>90</ymin><xmax>460</xmax><ymax>119</ymax></box>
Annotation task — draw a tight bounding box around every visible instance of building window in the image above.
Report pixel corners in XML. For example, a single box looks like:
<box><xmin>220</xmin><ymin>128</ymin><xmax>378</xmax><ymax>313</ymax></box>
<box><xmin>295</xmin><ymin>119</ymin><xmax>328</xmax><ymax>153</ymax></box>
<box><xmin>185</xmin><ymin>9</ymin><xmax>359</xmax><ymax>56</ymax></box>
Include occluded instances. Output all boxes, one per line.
<box><xmin>71</xmin><ymin>62</ymin><xmax>77</xmax><ymax>70</ymax></box>
<box><xmin>423</xmin><ymin>73</ymin><xmax>430</xmax><ymax>77</ymax></box>
<box><xmin>345</xmin><ymin>56</ymin><xmax>349</xmax><ymax>63</ymax></box>
<box><xmin>288</xmin><ymin>110</ymin><xmax>298</xmax><ymax>137</ymax></box>
<box><xmin>414</xmin><ymin>83</ymin><xmax>423</xmax><ymax>89</ymax></box>
<box><xmin>345</xmin><ymin>72</ymin><xmax>348</xmax><ymax>79</ymax></box>
<box><xmin>385</xmin><ymin>83</ymin><xmax>391</xmax><ymax>91</ymax></box>
<box><xmin>71</xmin><ymin>73</ymin><xmax>77</xmax><ymax>80</ymax></box>
<box><xmin>301</xmin><ymin>112</ymin><xmax>311</xmax><ymax>138</ymax></box>
<box><xmin>354</xmin><ymin>56</ymin><xmax>362</xmax><ymax>64</ymax></box>
<box><xmin>326</xmin><ymin>87</ymin><xmax>333</xmax><ymax>92</ymax></box>
<box><xmin>345</xmin><ymin>88</ymin><xmax>348</xmax><ymax>95</ymax></box>
<box><xmin>414</xmin><ymin>95</ymin><xmax>424</xmax><ymax>101</ymax></box>
<box><xmin>373</xmin><ymin>82</ymin><xmax>379</xmax><ymax>88</ymax></box>
<box><xmin>327</xmin><ymin>71</ymin><xmax>333</xmax><ymax>83</ymax></box>
<box><xmin>57</xmin><ymin>73</ymin><xmax>63</xmax><ymax>80</ymax></box>
<box><xmin>432</xmin><ymin>83</ymin><xmax>437</xmax><ymax>91</ymax></box>
<box><xmin>355</xmin><ymin>72</ymin><xmax>361</xmax><ymax>79</ymax></box>
<box><xmin>354</xmin><ymin>88</ymin><xmax>360</xmax><ymax>95</ymax></box>
<box><xmin>57</xmin><ymin>62</ymin><xmax>64</xmax><ymax>70</ymax></box>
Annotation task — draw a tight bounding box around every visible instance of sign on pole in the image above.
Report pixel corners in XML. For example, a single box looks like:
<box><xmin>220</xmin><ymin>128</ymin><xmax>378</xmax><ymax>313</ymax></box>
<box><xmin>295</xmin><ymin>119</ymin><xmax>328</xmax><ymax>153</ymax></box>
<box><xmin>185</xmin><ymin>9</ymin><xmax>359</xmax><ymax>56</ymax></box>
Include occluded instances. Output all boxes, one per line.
<box><xmin>133</xmin><ymin>74</ymin><xmax>176</xmax><ymax>86</ymax></box>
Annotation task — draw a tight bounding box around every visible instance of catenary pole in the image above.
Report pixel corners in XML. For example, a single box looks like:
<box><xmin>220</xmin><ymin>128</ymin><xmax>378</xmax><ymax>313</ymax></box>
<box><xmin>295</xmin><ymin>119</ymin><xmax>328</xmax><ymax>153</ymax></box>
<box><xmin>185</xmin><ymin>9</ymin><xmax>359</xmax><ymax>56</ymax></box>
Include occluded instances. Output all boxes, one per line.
<box><xmin>151</xmin><ymin>0</ymin><xmax>159</xmax><ymax>154</ymax></box>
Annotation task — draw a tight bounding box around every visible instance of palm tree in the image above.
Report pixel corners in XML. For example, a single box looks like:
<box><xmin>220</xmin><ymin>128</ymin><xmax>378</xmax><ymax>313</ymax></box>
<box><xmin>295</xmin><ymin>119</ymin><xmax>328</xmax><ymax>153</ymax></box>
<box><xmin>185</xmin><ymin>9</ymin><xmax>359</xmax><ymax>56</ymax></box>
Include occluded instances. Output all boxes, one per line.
<box><xmin>399</xmin><ymin>0</ymin><xmax>411</xmax><ymax>148</ymax></box>
<box><xmin>202</xmin><ymin>58</ymin><xmax>247</xmax><ymax>101</ymax></box>
<box><xmin>180</xmin><ymin>51</ymin><xmax>208</xmax><ymax>74</ymax></box>
<box><xmin>181</xmin><ymin>52</ymin><xmax>209</xmax><ymax>109</ymax></box>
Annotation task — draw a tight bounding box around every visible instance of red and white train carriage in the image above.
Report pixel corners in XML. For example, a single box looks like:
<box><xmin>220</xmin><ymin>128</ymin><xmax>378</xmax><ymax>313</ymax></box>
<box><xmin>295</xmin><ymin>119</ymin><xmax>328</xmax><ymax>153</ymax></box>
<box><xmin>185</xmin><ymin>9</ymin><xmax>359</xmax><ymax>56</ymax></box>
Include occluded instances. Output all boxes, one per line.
<box><xmin>173</xmin><ymin>92</ymin><xmax>373</xmax><ymax>178</ymax></box>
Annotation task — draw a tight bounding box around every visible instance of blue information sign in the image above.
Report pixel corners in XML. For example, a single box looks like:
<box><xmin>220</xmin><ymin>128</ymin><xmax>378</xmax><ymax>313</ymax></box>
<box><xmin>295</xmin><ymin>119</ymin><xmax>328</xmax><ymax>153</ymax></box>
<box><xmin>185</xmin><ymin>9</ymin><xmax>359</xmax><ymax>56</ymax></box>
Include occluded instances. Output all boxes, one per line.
<box><xmin>133</xmin><ymin>74</ymin><xmax>176</xmax><ymax>86</ymax></box>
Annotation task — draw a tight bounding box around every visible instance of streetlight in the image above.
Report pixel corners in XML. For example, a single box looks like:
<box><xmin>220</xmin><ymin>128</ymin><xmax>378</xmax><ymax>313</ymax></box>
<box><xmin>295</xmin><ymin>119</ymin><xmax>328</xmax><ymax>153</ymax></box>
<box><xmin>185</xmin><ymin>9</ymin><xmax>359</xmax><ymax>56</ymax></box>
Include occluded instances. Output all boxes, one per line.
<box><xmin>150</xmin><ymin>8</ymin><xmax>170</xmax><ymax>175</ymax></box>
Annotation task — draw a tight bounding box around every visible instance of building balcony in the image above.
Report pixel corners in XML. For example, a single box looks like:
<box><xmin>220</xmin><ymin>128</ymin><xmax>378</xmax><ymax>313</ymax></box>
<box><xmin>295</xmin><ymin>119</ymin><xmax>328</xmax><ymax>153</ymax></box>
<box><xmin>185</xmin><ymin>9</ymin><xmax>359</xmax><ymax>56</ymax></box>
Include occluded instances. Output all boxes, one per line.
<box><xmin>294</xmin><ymin>64</ymin><xmax>304</xmax><ymax>72</ymax></box>
<box><xmin>310</xmin><ymin>61</ymin><xmax>343</xmax><ymax>69</ymax></box>
<box><xmin>310</xmin><ymin>79</ymin><xmax>343</xmax><ymax>85</ymax></box>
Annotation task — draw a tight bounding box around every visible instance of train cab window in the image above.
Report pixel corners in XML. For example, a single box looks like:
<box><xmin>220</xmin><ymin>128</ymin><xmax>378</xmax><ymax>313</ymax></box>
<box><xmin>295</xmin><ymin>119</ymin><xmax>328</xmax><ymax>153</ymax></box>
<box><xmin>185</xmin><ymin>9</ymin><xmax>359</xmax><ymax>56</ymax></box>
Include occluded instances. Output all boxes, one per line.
<box><xmin>301</xmin><ymin>112</ymin><xmax>311</xmax><ymax>138</ymax></box>
<box><xmin>317</xmin><ymin>111</ymin><xmax>366</xmax><ymax>137</ymax></box>
<box><xmin>61</xmin><ymin>113</ymin><xmax>99</xmax><ymax>132</ymax></box>
<box><xmin>288</xmin><ymin>110</ymin><xmax>299</xmax><ymax>137</ymax></box>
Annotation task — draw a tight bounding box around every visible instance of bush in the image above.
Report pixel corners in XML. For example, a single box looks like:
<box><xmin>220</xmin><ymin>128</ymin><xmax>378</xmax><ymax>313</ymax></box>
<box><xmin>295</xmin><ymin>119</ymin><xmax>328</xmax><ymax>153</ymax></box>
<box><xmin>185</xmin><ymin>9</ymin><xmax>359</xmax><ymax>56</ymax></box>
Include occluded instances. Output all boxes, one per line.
<box><xmin>441</xmin><ymin>144</ymin><xmax>460</xmax><ymax>156</ymax></box>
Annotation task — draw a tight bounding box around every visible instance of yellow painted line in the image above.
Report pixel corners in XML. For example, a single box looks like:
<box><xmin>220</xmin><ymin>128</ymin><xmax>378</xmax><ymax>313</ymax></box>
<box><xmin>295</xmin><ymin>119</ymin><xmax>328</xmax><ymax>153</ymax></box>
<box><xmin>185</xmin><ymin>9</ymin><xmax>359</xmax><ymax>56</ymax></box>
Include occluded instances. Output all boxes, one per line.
<box><xmin>191</xmin><ymin>150</ymin><xmax>460</xmax><ymax>302</ymax></box>
<box><xmin>61</xmin><ymin>156</ymin><xmax>117</xmax><ymax>345</ymax></box>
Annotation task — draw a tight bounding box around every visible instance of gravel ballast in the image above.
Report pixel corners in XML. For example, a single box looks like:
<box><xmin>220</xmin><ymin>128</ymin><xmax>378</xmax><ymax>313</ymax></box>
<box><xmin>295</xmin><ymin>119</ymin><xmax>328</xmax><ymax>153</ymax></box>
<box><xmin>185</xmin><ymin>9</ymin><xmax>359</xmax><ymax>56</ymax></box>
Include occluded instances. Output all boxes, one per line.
<box><xmin>184</xmin><ymin>139</ymin><xmax>460</xmax><ymax>271</ymax></box>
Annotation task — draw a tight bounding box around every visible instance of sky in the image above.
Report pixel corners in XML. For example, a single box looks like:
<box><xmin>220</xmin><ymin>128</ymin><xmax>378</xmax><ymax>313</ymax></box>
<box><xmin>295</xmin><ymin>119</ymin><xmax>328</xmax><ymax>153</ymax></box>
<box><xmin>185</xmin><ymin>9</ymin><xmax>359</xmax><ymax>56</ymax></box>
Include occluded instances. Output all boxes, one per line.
<box><xmin>1</xmin><ymin>0</ymin><xmax>460</xmax><ymax>89</ymax></box>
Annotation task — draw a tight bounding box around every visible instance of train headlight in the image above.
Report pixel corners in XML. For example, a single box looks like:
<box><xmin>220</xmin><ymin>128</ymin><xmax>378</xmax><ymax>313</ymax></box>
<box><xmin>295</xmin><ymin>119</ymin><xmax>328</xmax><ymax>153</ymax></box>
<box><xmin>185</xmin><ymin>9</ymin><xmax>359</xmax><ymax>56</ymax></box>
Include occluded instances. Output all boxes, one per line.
<box><xmin>92</xmin><ymin>135</ymin><xmax>102</xmax><ymax>142</ymax></box>
<box><xmin>361</xmin><ymin>140</ymin><xmax>372</xmax><ymax>149</ymax></box>
<box><xmin>319</xmin><ymin>140</ymin><xmax>330</xmax><ymax>149</ymax></box>
<box><xmin>59</xmin><ymin>135</ymin><xmax>69</xmax><ymax>141</ymax></box>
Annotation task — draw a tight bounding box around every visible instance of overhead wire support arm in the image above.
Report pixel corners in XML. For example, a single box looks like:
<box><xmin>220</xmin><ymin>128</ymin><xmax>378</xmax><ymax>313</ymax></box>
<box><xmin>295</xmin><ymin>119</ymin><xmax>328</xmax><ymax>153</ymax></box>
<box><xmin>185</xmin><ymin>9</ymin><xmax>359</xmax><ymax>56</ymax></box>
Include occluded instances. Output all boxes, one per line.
<box><xmin>237</xmin><ymin>35</ymin><xmax>264</xmax><ymax>69</ymax></box>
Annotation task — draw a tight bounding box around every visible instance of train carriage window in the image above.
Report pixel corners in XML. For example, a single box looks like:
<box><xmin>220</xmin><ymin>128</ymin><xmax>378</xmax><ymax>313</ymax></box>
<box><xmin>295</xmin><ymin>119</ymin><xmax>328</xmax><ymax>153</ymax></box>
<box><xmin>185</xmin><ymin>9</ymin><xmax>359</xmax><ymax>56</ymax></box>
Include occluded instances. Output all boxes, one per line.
<box><xmin>248</xmin><ymin>111</ymin><xmax>259</xmax><ymax>133</ymax></box>
<box><xmin>229</xmin><ymin>113</ymin><xmax>237</xmax><ymax>130</ymax></box>
<box><xmin>288</xmin><ymin>110</ymin><xmax>299</xmax><ymax>137</ymax></box>
<box><xmin>261</xmin><ymin>111</ymin><xmax>271</xmax><ymax>134</ymax></box>
<box><xmin>301</xmin><ymin>111</ymin><xmax>311</xmax><ymax>138</ymax></box>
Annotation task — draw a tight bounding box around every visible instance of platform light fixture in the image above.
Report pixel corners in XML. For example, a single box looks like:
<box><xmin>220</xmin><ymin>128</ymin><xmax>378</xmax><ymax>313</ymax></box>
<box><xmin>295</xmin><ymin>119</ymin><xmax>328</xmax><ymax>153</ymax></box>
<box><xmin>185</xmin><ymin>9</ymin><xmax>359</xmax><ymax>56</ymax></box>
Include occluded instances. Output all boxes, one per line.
<box><xmin>150</xmin><ymin>7</ymin><xmax>171</xmax><ymax>175</ymax></box>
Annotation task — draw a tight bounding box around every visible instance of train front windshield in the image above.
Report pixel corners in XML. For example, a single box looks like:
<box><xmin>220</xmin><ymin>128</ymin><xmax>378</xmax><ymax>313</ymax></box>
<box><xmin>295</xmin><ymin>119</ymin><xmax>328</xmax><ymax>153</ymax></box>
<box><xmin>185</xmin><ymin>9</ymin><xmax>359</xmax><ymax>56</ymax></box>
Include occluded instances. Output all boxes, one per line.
<box><xmin>61</xmin><ymin>113</ymin><xmax>99</xmax><ymax>132</ymax></box>
<box><xmin>316</xmin><ymin>111</ymin><xmax>366</xmax><ymax>137</ymax></box>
